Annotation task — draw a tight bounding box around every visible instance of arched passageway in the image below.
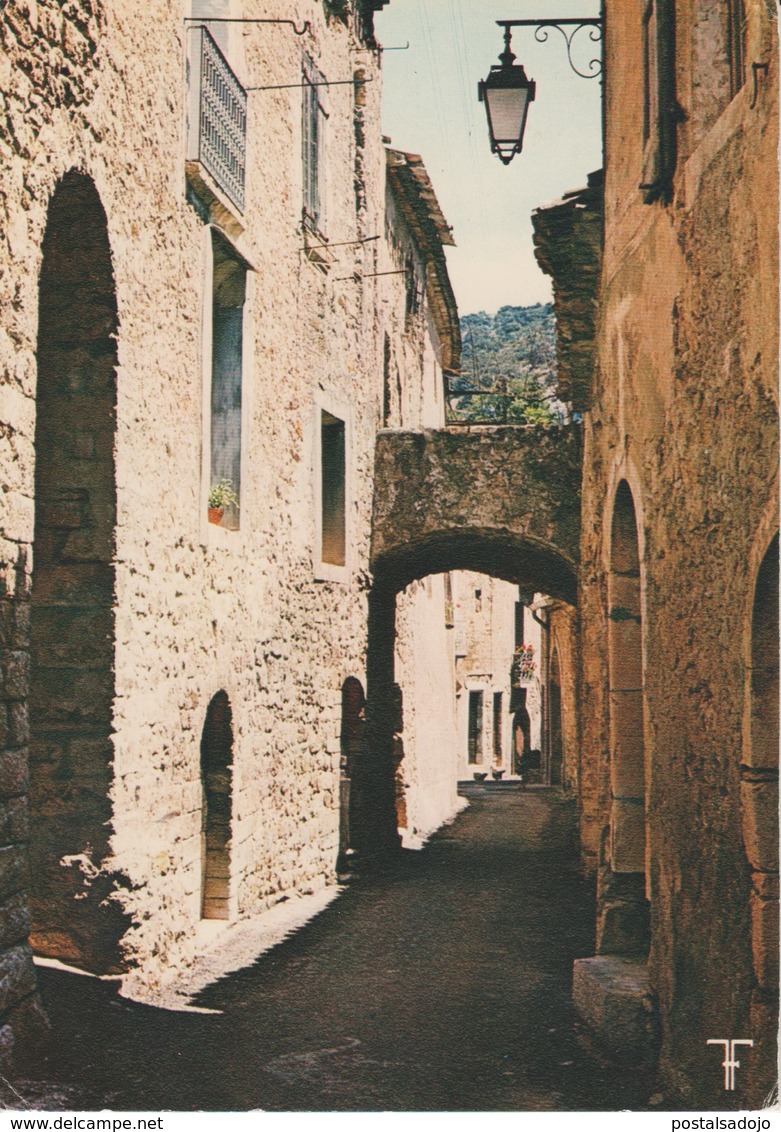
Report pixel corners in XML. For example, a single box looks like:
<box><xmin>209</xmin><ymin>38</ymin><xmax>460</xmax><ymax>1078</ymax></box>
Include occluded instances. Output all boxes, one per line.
<box><xmin>29</xmin><ymin>171</ymin><xmax>125</xmax><ymax>973</ymax></box>
<box><xmin>201</xmin><ymin>692</ymin><xmax>234</xmax><ymax>920</ymax></box>
<box><xmin>353</xmin><ymin>529</ymin><xmax>578</xmax><ymax>856</ymax></box>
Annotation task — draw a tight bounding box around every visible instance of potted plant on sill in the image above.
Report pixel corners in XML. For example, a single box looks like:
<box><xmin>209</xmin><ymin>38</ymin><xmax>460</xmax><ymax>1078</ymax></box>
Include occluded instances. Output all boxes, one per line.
<box><xmin>208</xmin><ymin>479</ymin><xmax>239</xmax><ymax>526</ymax></box>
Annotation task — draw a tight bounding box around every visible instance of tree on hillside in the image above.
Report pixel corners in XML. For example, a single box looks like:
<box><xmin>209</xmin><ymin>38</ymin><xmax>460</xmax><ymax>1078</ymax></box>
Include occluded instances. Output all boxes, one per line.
<box><xmin>448</xmin><ymin>303</ymin><xmax>562</xmax><ymax>425</ymax></box>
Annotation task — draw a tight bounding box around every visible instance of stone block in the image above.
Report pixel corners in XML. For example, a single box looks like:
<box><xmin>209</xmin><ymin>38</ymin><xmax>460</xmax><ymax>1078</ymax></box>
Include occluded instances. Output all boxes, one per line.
<box><xmin>750</xmin><ymin>880</ymin><xmax>779</xmax><ymax>990</ymax></box>
<box><xmin>29</xmin><ymin>563</ymin><xmax>112</xmax><ymax>607</ymax></box>
<box><xmin>38</xmin><ymin>493</ymin><xmax>88</xmax><ymax>530</ymax></box>
<box><xmin>610</xmin><ymin>800</ymin><xmax>646</xmax><ymax>873</ymax></box>
<box><xmin>741</xmin><ymin>779</ymin><xmax>779</xmax><ymax>872</ymax></box>
<box><xmin>8</xmin><ymin>703</ymin><xmax>28</xmax><ymax>747</ymax></box>
<box><xmin>0</xmin><ymin>752</ymin><xmax>28</xmax><ymax>798</ymax></box>
<box><xmin>0</xmin><ymin>847</ymin><xmax>27</xmax><ymax>900</ymax></box>
<box><xmin>0</xmin><ymin>652</ymin><xmax>29</xmax><ymax>700</ymax></box>
<box><xmin>0</xmin><ymin>945</ymin><xmax>37</xmax><ymax>1015</ymax></box>
<box><xmin>0</xmin><ymin>892</ymin><xmax>30</xmax><ymax>951</ymax></box>
<box><xmin>573</xmin><ymin>955</ymin><xmax>656</xmax><ymax>1063</ymax></box>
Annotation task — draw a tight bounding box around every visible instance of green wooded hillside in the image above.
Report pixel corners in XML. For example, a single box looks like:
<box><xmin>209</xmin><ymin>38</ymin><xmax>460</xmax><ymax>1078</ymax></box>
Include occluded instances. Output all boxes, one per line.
<box><xmin>451</xmin><ymin>304</ymin><xmax>560</xmax><ymax>424</ymax></box>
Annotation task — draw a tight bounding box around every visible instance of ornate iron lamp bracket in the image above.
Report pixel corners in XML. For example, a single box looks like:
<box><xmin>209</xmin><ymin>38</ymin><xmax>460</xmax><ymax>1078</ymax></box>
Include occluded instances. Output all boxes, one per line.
<box><xmin>496</xmin><ymin>19</ymin><xmax>603</xmax><ymax>80</ymax></box>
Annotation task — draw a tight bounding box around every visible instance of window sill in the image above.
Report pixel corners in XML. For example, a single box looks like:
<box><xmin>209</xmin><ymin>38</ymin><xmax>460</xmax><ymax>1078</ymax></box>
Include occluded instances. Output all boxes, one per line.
<box><xmin>314</xmin><ymin>559</ymin><xmax>350</xmax><ymax>585</ymax></box>
<box><xmin>204</xmin><ymin>519</ymin><xmax>243</xmax><ymax>551</ymax></box>
<box><xmin>301</xmin><ymin>219</ymin><xmax>333</xmax><ymax>274</ymax></box>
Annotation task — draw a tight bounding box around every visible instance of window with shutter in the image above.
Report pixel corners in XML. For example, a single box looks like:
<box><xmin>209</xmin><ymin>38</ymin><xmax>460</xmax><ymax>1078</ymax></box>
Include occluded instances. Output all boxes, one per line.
<box><xmin>640</xmin><ymin>0</ymin><xmax>679</xmax><ymax>205</ymax></box>
<box><xmin>303</xmin><ymin>57</ymin><xmax>328</xmax><ymax>233</ymax></box>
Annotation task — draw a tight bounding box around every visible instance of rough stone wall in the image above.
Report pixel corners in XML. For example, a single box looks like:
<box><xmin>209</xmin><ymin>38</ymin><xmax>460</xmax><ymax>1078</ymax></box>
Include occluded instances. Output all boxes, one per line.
<box><xmin>532</xmin><ymin>172</ymin><xmax>604</xmax><ymax>414</ymax></box>
<box><xmin>394</xmin><ymin>576</ymin><xmax>459</xmax><ymax>841</ymax></box>
<box><xmin>371</xmin><ymin>425</ymin><xmax>583</xmax><ymax>601</ymax></box>
<box><xmin>547</xmin><ymin>602</ymin><xmax>579</xmax><ymax>793</ymax></box>
<box><xmin>385</xmin><ymin>170</ymin><xmax>463</xmax><ymax>844</ymax></box>
<box><xmin>1</xmin><ymin>0</ymin><xmax>427</xmax><ymax>1006</ymax></box>
<box><xmin>579</xmin><ymin>0</ymin><xmax>778</xmax><ymax>1106</ymax></box>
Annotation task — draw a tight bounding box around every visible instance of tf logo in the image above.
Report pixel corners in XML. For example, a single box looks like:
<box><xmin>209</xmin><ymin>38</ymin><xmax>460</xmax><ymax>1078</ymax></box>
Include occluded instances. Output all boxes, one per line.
<box><xmin>707</xmin><ymin>1039</ymin><xmax>754</xmax><ymax>1091</ymax></box>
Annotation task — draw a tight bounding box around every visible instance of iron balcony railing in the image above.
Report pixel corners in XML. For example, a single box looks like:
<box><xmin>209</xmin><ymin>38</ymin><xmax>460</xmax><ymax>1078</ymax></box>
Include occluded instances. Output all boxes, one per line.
<box><xmin>188</xmin><ymin>25</ymin><xmax>247</xmax><ymax>214</ymax></box>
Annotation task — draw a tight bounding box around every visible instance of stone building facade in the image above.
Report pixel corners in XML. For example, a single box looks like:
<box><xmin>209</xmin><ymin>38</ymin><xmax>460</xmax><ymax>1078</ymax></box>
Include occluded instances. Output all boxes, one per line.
<box><xmin>379</xmin><ymin>148</ymin><xmax>462</xmax><ymax>845</ymax></box>
<box><xmin>452</xmin><ymin>572</ymin><xmax>538</xmax><ymax>782</ymax></box>
<box><xmin>533</xmin><ymin>0</ymin><xmax>779</xmax><ymax>1108</ymax></box>
<box><xmin>0</xmin><ymin>0</ymin><xmax>463</xmax><ymax>1045</ymax></box>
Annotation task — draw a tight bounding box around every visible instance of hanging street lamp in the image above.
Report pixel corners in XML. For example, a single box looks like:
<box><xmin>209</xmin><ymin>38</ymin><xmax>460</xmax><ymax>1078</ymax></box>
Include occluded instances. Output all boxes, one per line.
<box><xmin>478</xmin><ymin>25</ymin><xmax>536</xmax><ymax>166</ymax></box>
<box><xmin>479</xmin><ymin>17</ymin><xmax>603</xmax><ymax>165</ymax></box>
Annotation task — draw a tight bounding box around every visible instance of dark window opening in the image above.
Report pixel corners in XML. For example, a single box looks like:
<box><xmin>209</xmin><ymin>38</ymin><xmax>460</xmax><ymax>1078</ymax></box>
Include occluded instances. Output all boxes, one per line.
<box><xmin>210</xmin><ymin>231</ymin><xmax>246</xmax><ymax>529</ymax></box>
<box><xmin>321</xmin><ymin>411</ymin><xmax>346</xmax><ymax>567</ymax></box>
<box><xmin>444</xmin><ymin>572</ymin><xmax>455</xmax><ymax>627</ymax></box>
<box><xmin>515</xmin><ymin>600</ymin><xmax>525</xmax><ymax>647</ymax></box>
<box><xmin>468</xmin><ymin>690</ymin><xmax>484</xmax><ymax>765</ymax></box>
<box><xmin>383</xmin><ymin>333</ymin><xmax>392</xmax><ymax>427</ymax></box>
<box><xmin>640</xmin><ymin>0</ymin><xmax>678</xmax><ymax>205</ymax></box>
<box><xmin>493</xmin><ymin>692</ymin><xmax>503</xmax><ymax>762</ymax></box>
<box><xmin>303</xmin><ymin>56</ymin><xmax>327</xmax><ymax>233</ymax></box>
<box><xmin>405</xmin><ymin>255</ymin><xmax>422</xmax><ymax>326</ymax></box>
<box><xmin>727</xmin><ymin>0</ymin><xmax>746</xmax><ymax>97</ymax></box>
<box><xmin>642</xmin><ymin>1</ymin><xmax>658</xmax><ymax>146</ymax></box>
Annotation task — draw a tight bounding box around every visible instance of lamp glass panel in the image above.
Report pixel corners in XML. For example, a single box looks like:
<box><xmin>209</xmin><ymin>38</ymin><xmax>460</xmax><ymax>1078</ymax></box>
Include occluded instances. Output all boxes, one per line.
<box><xmin>486</xmin><ymin>86</ymin><xmax>530</xmax><ymax>145</ymax></box>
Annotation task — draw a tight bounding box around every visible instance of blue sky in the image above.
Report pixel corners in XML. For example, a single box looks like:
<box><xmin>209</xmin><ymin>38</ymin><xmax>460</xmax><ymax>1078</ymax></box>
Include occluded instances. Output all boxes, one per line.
<box><xmin>376</xmin><ymin>0</ymin><xmax>602</xmax><ymax>315</ymax></box>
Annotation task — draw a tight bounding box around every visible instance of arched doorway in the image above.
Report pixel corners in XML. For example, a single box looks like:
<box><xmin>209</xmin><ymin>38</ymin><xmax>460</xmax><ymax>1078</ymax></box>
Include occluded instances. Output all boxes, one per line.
<box><xmin>598</xmin><ymin>480</ymin><xmax>649</xmax><ymax>955</ymax></box>
<box><xmin>339</xmin><ymin>677</ymin><xmax>365</xmax><ymax>862</ymax></box>
<box><xmin>742</xmin><ymin>532</ymin><xmax>778</xmax><ymax>1101</ymax></box>
<box><xmin>29</xmin><ymin>171</ymin><xmax>124</xmax><ymax>973</ymax></box>
<box><xmin>201</xmin><ymin>692</ymin><xmax>234</xmax><ymax>920</ymax></box>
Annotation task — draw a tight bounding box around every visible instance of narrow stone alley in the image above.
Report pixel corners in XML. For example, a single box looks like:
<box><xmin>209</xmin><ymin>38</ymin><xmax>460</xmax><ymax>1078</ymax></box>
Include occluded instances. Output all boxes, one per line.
<box><xmin>8</xmin><ymin>787</ymin><xmax>658</xmax><ymax>1112</ymax></box>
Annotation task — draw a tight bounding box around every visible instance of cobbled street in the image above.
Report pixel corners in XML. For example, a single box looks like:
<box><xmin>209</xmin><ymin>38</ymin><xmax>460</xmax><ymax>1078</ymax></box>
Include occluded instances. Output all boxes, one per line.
<box><xmin>8</xmin><ymin>787</ymin><xmax>657</xmax><ymax>1112</ymax></box>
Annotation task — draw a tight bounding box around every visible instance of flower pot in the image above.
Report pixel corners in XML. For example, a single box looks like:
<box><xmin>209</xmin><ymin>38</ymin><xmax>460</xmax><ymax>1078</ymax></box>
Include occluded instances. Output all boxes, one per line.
<box><xmin>473</xmin><ymin>772</ymin><xmax>488</xmax><ymax>781</ymax></box>
<box><xmin>491</xmin><ymin>768</ymin><xmax>505</xmax><ymax>780</ymax></box>
<box><xmin>208</xmin><ymin>507</ymin><xmax>224</xmax><ymax>526</ymax></box>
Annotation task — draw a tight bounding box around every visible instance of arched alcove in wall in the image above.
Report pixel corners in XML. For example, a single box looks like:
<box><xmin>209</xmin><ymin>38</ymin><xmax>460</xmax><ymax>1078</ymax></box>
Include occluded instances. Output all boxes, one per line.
<box><xmin>598</xmin><ymin>480</ymin><xmax>649</xmax><ymax>956</ymax></box>
<box><xmin>741</xmin><ymin>531</ymin><xmax>778</xmax><ymax>1096</ymax></box>
<box><xmin>201</xmin><ymin>691</ymin><xmax>234</xmax><ymax>920</ymax></box>
<box><xmin>339</xmin><ymin>677</ymin><xmax>365</xmax><ymax>862</ymax></box>
<box><xmin>29</xmin><ymin>170</ymin><xmax>125</xmax><ymax>973</ymax></box>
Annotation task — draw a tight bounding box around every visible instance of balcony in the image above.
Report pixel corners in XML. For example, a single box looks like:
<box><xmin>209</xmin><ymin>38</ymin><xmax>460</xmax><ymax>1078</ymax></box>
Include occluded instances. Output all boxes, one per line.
<box><xmin>187</xmin><ymin>25</ymin><xmax>247</xmax><ymax>224</ymax></box>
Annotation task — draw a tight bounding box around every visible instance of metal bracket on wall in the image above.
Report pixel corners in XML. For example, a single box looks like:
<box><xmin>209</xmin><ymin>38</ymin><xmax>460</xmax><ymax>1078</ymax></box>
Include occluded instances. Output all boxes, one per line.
<box><xmin>247</xmin><ymin>78</ymin><xmax>371</xmax><ymax>91</ymax></box>
<box><xmin>184</xmin><ymin>17</ymin><xmax>311</xmax><ymax>36</ymax></box>
<box><xmin>750</xmin><ymin>62</ymin><xmax>769</xmax><ymax>110</ymax></box>
<box><xmin>496</xmin><ymin>18</ymin><xmax>603</xmax><ymax>80</ymax></box>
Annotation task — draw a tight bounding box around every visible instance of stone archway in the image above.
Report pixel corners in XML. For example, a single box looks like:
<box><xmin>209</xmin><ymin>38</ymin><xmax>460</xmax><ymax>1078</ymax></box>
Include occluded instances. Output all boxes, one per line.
<box><xmin>29</xmin><ymin>171</ymin><xmax>126</xmax><ymax>974</ymax></box>
<box><xmin>356</xmin><ymin>529</ymin><xmax>578</xmax><ymax>857</ymax></box>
